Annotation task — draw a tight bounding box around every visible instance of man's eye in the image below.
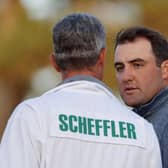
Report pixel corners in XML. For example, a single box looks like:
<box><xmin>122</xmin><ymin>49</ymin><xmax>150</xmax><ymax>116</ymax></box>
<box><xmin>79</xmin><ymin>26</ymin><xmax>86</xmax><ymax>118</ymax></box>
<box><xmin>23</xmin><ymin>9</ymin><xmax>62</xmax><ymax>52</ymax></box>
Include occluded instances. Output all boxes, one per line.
<box><xmin>115</xmin><ymin>66</ymin><xmax>124</xmax><ymax>72</ymax></box>
<box><xmin>133</xmin><ymin>63</ymin><xmax>144</xmax><ymax>68</ymax></box>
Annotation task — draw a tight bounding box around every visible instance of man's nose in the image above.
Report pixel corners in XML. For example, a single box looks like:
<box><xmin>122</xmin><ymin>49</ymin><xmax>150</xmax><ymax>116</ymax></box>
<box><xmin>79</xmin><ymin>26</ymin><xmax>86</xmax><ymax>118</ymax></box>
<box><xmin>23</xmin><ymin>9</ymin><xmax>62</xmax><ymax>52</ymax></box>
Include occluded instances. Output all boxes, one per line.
<box><xmin>122</xmin><ymin>67</ymin><xmax>134</xmax><ymax>82</ymax></box>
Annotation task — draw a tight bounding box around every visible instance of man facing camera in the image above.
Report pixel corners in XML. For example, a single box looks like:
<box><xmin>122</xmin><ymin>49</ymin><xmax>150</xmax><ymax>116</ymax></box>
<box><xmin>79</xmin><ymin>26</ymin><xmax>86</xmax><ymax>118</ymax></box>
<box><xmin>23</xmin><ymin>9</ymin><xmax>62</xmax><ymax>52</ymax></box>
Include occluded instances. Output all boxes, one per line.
<box><xmin>114</xmin><ymin>26</ymin><xmax>168</xmax><ymax>168</ymax></box>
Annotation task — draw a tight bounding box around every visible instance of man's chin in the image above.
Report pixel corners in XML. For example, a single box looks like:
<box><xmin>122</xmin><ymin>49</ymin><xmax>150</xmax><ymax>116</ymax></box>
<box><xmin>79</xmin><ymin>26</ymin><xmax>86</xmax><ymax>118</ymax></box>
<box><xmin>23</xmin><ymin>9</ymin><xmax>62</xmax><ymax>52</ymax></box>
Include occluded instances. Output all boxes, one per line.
<box><xmin>123</xmin><ymin>97</ymin><xmax>140</xmax><ymax>107</ymax></box>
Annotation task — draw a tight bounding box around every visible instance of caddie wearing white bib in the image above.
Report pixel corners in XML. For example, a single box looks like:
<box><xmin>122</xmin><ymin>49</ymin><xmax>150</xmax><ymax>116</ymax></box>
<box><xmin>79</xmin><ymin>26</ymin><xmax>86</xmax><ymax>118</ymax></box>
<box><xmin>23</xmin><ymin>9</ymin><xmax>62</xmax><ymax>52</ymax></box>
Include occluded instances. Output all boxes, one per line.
<box><xmin>0</xmin><ymin>13</ymin><xmax>162</xmax><ymax>168</ymax></box>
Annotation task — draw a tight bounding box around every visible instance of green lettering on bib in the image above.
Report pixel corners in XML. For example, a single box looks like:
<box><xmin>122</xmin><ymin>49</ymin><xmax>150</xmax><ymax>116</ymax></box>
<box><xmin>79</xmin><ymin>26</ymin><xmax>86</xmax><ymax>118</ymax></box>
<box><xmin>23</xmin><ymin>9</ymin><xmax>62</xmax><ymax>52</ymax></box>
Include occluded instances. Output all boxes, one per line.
<box><xmin>111</xmin><ymin>121</ymin><xmax>119</xmax><ymax>137</ymax></box>
<box><xmin>69</xmin><ymin>115</ymin><xmax>78</xmax><ymax>132</ymax></box>
<box><xmin>103</xmin><ymin>120</ymin><xmax>110</xmax><ymax>136</ymax></box>
<box><xmin>58</xmin><ymin>114</ymin><xmax>137</xmax><ymax>140</ymax></box>
<box><xmin>119</xmin><ymin>121</ymin><xmax>127</xmax><ymax>138</ymax></box>
<box><xmin>88</xmin><ymin>118</ymin><xmax>95</xmax><ymax>135</ymax></box>
<box><xmin>127</xmin><ymin>123</ymin><xmax>137</xmax><ymax>139</ymax></box>
<box><xmin>59</xmin><ymin>114</ymin><xmax>68</xmax><ymax>131</ymax></box>
<box><xmin>78</xmin><ymin>116</ymin><xmax>87</xmax><ymax>134</ymax></box>
<box><xmin>95</xmin><ymin>119</ymin><xmax>102</xmax><ymax>136</ymax></box>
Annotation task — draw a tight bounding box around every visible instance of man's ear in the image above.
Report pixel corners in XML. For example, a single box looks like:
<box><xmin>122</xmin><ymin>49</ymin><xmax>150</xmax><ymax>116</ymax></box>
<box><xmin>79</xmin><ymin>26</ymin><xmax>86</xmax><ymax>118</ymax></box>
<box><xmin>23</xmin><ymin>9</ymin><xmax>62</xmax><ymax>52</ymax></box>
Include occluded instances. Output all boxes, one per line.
<box><xmin>98</xmin><ymin>48</ymin><xmax>106</xmax><ymax>66</ymax></box>
<box><xmin>161</xmin><ymin>60</ymin><xmax>168</xmax><ymax>79</ymax></box>
<box><xmin>50</xmin><ymin>53</ymin><xmax>61</xmax><ymax>72</ymax></box>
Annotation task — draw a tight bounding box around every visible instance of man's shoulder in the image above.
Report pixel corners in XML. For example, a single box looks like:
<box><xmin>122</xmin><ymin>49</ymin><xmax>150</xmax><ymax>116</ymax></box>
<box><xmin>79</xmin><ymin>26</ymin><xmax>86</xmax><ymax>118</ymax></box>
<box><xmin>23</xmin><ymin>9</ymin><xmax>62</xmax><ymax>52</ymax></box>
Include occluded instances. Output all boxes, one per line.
<box><xmin>11</xmin><ymin>90</ymin><xmax>54</xmax><ymax>119</ymax></box>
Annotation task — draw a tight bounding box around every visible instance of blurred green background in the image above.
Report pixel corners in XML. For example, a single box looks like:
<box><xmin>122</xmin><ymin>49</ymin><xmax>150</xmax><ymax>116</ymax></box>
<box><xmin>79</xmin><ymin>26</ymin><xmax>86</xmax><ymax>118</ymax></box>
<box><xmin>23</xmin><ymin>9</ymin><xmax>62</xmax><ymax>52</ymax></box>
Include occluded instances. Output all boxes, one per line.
<box><xmin>1</xmin><ymin>0</ymin><xmax>168</xmax><ymax>139</ymax></box>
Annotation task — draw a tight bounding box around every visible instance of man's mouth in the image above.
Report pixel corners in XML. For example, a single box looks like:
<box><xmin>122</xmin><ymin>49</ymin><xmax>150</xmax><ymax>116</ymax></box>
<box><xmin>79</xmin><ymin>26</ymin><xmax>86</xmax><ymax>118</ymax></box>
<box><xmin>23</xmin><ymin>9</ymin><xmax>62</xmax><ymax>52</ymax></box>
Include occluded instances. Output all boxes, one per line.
<box><xmin>124</xmin><ymin>87</ymin><xmax>138</xmax><ymax>94</ymax></box>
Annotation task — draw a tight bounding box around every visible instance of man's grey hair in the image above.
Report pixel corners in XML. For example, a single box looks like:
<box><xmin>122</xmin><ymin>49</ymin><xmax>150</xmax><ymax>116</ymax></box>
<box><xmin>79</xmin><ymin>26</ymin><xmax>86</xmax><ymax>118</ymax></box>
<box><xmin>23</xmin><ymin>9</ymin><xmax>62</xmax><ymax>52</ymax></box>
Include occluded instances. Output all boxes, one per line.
<box><xmin>52</xmin><ymin>13</ymin><xmax>106</xmax><ymax>71</ymax></box>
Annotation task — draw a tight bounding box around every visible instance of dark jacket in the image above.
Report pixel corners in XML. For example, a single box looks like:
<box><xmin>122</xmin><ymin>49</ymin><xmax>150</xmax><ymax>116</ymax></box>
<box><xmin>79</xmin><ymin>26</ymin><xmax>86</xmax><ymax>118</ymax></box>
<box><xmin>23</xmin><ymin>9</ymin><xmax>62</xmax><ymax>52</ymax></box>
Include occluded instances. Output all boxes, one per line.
<box><xmin>133</xmin><ymin>87</ymin><xmax>168</xmax><ymax>168</ymax></box>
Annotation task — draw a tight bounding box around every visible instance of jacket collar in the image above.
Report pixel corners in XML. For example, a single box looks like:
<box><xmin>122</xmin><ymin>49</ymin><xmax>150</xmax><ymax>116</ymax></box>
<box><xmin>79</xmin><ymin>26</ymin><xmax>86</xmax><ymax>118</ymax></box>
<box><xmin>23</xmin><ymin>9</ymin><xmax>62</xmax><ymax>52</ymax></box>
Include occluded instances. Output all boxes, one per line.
<box><xmin>60</xmin><ymin>75</ymin><xmax>114</xmax><ymax>93</ymax></box>
<box><xmin>62</xmin><ymin>75</ymin><xmax>102</xmax><ymax>84</ymax></box>
<box><xmin>133</xmin><ymin>87</ymin><xmax>168</xmax><ymax>117</ymax></box>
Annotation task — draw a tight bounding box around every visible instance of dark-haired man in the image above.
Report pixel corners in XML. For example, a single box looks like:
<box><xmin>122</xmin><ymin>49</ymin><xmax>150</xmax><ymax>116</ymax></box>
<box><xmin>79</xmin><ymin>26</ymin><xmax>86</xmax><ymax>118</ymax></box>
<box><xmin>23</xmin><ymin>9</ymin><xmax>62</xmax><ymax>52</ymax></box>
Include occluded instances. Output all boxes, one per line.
<box><xmin>114</xmin><ymin>26</ymin><xmax>168</xmax><ymax>168</ymax></box>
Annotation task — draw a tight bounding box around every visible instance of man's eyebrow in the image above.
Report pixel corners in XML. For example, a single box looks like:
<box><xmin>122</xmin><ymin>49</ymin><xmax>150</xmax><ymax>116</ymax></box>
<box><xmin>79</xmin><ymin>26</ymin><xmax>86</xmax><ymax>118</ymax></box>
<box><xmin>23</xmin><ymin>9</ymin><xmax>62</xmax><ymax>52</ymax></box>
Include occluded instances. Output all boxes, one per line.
<box><xmin>129</xmin><ymin>58</ymin><xmax>145</xmax><ymax>63</ymax></box>
<box><xmin>114</xmin><ymin>58</ymin><xmax>145</xmax><ymax>67</ymax></box>
<box><xmin>114</xmin><ymin>62</ymin><xmax>123</xmax><ymax>67</ymax></box>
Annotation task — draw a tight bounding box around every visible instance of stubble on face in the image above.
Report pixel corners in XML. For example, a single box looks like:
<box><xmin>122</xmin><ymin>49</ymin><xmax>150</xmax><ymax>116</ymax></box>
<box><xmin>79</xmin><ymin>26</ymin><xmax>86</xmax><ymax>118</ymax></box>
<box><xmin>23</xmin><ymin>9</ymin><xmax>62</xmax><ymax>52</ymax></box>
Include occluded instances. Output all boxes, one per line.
<box><xmin>114</xmin><ymin>37</ymin><xmax>164</xmax><ymax>107</ymax></box>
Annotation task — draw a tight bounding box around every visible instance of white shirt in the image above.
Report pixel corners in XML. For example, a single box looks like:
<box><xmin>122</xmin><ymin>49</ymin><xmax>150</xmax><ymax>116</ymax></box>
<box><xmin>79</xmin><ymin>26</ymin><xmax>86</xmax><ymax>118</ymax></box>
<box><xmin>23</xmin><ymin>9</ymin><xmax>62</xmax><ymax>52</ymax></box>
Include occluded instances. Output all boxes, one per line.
<box><xmin>0</xmin><ymin>80</ymin><xmax>162</xmax><ymax>168</ymax></box>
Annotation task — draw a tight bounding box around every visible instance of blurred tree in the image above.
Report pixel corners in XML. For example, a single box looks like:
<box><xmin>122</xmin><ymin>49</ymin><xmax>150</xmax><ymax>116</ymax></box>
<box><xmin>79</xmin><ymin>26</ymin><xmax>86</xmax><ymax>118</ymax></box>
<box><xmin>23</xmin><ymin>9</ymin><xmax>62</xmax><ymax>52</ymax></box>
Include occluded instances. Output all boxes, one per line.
<box><xmin>0</xmin><ymin>0</ymin><xmax>52</xmax><ymax>138</ymax></box>
<box><xmin>141</xmin><ymin>0</ymin><xmax>168</xmax><ymax>36</ymax></box>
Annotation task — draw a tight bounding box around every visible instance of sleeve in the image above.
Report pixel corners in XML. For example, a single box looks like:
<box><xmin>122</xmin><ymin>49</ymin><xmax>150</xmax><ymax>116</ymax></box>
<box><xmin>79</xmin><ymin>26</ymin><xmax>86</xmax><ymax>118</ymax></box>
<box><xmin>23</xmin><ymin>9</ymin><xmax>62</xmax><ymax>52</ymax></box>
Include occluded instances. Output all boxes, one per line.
<box><xmin>147</xmin><ymin>124</ymin><xmax>162</xmax><ymax>168</ymax></box>
<box><xmin>0</xmin><ymin>103</ymin><xmax>42</xmax><ymax>168</ymax></box>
